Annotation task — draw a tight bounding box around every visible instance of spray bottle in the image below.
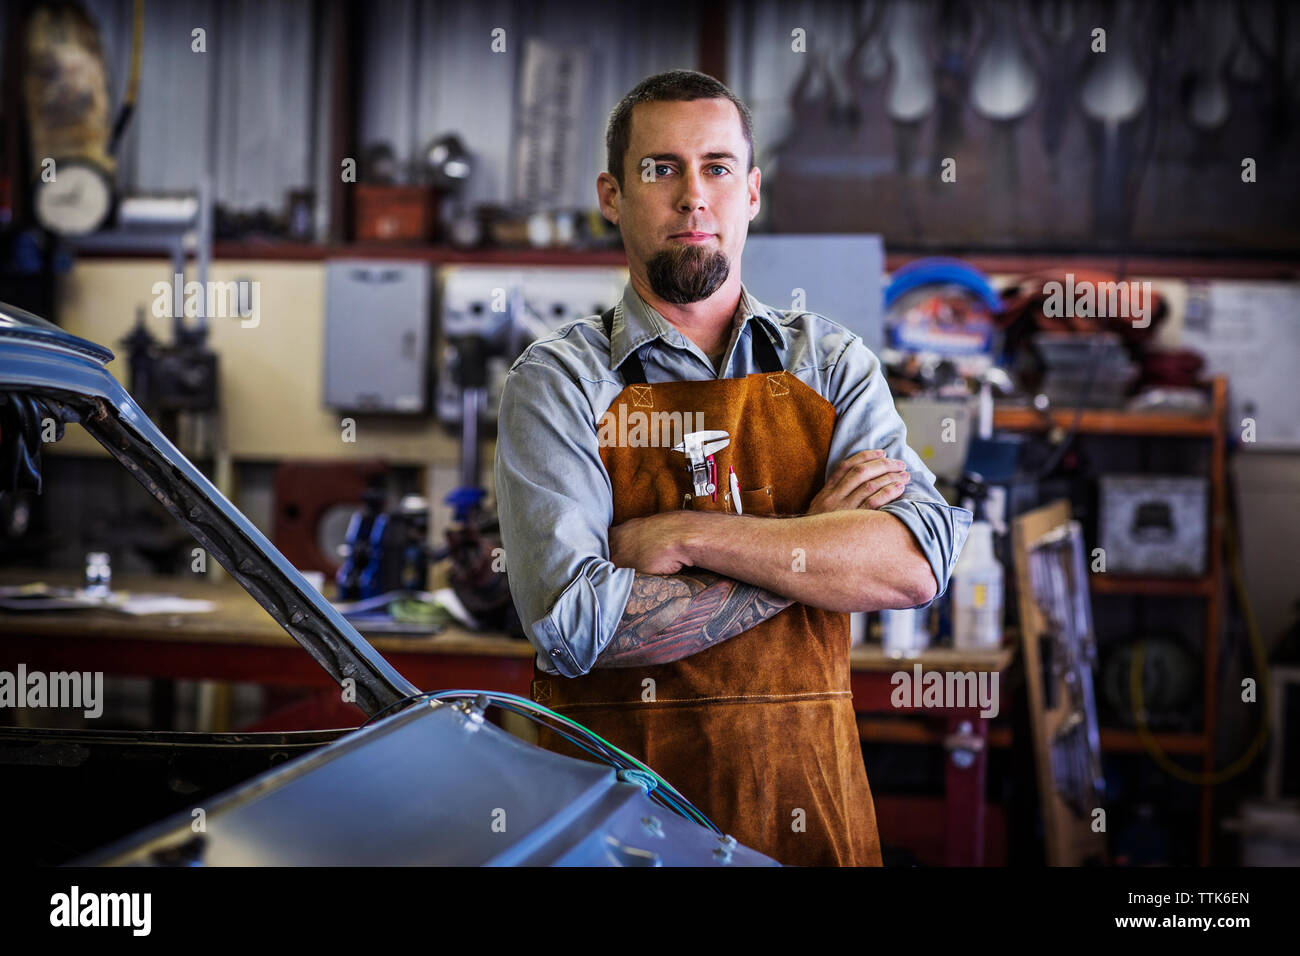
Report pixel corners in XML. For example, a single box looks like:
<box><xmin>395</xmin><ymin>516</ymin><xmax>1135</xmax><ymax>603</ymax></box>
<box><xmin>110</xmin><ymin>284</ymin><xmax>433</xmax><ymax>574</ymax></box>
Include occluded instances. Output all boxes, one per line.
<box><xmin>952</xmin><ymin>474</ymin><xmax>1004</xmax><ymax>649</ymax></box>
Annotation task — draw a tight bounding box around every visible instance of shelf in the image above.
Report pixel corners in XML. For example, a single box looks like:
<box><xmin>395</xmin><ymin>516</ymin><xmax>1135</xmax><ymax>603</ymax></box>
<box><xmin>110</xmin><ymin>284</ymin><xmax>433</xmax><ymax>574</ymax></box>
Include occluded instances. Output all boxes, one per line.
<box><xmin>1100</xmin><ymin>729</ymin><xmax>1207</xmax><ymax>755</ymax></box>
<box><xmin>854</xmin><ymin>716</ymin><xmax>1204</xmax><ymax>755</ymax></box>
<box><xmin>1007</xmin><ymin>375</ymin><xmax>1226</xmax><ymax>864</ymax></box>
<box><xmin>77</xmin><ymin>239</ymin><xmax>630</xmax><ymax>267</ymax></box>
<box><xmin>71</xmin><ymin>237</ymin><xmax>1300</xmax><ymax>278</ymax></box>
<box><xmin>1090</xmin><ymin>573</ymin><xmax>1214</xmax><ymax>597</ymax></box>
<box><xmin>883</xmin><ymin>251</ymin><xmax>1300</xmax><ymax>281</ymax></box>
<box><xmin>856</xmin><ymin>716</ymin><xmax>1013</xmax><ymax>749</ymax></box>
<box><xmin>993</xmin><ymin>405</ymin><xmax>1217</xmax><ymax>437</ymax></box>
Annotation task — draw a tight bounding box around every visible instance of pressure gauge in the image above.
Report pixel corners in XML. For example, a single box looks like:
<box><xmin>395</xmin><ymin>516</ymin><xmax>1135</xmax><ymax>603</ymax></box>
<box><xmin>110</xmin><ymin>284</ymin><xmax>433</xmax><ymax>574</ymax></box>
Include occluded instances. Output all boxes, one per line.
<box><xmin>33</xmin><ymin>158</ymin><xmax>114</xmax><ymax>236</ymax></box>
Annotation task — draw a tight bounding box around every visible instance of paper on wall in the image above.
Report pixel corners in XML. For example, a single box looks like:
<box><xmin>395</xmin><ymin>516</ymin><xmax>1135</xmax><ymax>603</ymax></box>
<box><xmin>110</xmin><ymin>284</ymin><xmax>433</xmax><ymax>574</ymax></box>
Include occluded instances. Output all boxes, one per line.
<box><xmin>1180</xmin><ymin>280</ymin><xmax>1300</xmax><ymax>450</ymax></box>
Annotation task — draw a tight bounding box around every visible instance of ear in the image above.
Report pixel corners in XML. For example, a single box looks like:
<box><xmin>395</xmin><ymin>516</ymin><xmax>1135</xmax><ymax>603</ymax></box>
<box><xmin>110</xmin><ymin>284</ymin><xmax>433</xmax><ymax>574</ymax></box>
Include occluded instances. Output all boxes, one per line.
<box><xmin>748</xmin><ymin>165</ymin><xmax>761</xmax><ymax>221</ymax></box>
<box><xmin>597</xmin><ymin>171</ymin><xmax>621</xmax><ymax>225</ymax></box>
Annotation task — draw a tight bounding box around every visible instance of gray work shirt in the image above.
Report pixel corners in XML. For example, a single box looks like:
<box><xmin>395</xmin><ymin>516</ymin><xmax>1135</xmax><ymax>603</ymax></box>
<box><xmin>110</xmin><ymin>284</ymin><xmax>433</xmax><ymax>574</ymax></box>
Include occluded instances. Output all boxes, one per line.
<box><xmin>494</xmin><ymin>280</ymin><xmax>972</xmax><ymax>678</ymax></box>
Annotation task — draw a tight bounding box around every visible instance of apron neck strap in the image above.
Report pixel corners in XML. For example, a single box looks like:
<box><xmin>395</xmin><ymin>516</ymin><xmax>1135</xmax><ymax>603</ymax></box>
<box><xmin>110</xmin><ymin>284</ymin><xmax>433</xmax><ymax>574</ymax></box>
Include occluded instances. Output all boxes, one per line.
<box><xmin>601</xmin><ymin>305</ymin><xmax>782</xmax><ymax>385</ymax></box>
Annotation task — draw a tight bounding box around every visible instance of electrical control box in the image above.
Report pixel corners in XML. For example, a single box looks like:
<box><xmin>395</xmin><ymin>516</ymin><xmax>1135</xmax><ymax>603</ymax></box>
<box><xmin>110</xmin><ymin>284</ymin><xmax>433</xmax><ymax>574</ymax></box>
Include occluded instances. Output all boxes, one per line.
<box><xmin>323</xmin><ymin>260</ymin><xmax>432</xmax><ymax>413</ymax></box>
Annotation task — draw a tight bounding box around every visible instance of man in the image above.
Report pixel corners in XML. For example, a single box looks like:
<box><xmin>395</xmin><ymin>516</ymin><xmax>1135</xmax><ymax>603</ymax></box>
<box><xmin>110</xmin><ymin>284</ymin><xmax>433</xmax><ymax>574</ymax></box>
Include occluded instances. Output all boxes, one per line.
<box><xmin>494</xmin><ymin>70</ymin><xmax>971</xmax><ymax>866</ymax></box>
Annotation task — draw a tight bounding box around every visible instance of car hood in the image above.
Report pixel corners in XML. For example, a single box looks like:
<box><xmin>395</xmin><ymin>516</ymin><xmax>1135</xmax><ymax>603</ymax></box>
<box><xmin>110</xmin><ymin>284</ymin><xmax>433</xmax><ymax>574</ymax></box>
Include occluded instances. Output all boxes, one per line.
<box><xmin>0</xmin><ymin>301</ymin><xmax>115</xmax><ymax>365</ymax></box>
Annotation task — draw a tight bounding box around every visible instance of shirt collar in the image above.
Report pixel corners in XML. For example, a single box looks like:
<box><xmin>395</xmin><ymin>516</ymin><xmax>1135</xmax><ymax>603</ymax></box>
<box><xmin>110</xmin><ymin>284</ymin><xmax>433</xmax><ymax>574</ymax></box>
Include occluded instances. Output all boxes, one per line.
<box><xmin>609</xmin><ymin>281</ymin><xmax>788</xmax><ymax>372</ymax></box>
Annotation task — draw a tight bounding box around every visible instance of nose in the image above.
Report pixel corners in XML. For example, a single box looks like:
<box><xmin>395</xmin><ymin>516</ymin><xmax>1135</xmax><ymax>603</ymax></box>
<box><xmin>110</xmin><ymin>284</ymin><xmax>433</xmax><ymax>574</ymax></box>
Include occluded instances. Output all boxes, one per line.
<box><xmin>676</xmin><ymin>168</ymin><xmax>707</xmax><ymax>214</ymax></box>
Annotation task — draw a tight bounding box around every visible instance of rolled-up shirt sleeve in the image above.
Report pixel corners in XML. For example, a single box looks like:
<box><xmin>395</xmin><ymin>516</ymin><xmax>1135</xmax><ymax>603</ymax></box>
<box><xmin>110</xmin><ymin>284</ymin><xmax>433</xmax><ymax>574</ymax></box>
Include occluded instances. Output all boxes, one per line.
<box><xmin>821</xmin><ymin>333</ymin><xmax>973</xmax><ymax>608</ymax></box>
<box><xmin>494</xmin><ymin>357</ymin><xmax>635</xmax><ymax>677</ymax></box>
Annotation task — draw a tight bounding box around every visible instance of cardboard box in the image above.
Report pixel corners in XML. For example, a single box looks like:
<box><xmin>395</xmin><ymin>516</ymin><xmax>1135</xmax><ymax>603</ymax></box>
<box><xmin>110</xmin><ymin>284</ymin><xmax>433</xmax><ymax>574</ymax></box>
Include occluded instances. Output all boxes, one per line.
<box><xmin>353</xmin><ymin>185</ymin><xmax>436</xmax><ymax>242</ymax></box>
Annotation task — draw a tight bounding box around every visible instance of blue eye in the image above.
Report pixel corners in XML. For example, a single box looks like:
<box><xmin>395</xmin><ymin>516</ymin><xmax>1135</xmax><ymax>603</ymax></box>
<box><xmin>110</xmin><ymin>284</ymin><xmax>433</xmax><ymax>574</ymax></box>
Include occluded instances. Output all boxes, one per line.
<box><xmin>710</xmin><ymin>165</ymin><xmax>730</xmax><ymax>175</ymax></box>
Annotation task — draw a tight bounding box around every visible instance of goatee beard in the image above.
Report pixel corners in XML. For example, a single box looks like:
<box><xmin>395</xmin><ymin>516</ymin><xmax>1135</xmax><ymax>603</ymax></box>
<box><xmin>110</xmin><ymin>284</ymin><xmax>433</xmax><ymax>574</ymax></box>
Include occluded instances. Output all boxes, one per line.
<box><xmin>645</xmin><ymin>242</ymin><xmax>731</xmax><ymax>305</ymax></box>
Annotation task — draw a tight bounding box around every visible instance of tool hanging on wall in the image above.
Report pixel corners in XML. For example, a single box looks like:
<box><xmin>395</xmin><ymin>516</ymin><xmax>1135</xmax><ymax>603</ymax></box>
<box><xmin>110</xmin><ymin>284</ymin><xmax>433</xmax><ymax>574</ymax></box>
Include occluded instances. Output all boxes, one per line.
<box><xmin>968</xmin><ymin>0</ymin><xmax>1039</xmax><ymax>223</ymax></box>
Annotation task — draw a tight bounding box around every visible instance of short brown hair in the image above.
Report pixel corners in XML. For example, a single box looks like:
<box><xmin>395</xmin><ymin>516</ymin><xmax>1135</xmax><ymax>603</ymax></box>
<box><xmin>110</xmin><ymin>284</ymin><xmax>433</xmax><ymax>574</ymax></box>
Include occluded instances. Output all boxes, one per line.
<box><xmin>605</xmin><ymin>70</ymin><xmax>754</xmax><ymax>189</ymax></box>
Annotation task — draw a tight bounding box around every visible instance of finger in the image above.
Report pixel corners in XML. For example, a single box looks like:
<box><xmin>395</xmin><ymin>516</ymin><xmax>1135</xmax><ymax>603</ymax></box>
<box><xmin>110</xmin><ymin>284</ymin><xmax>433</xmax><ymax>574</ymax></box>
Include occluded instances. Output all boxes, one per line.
<box><xmin>843</xmin><ymin>457</ymin><xmax>909</xmax><ymax>488</ymax></box>
<box><xmin>864</xmin><ymin>480</ymin><xmax>908</xmax><ymax>509</ymax></box>
<box><xmin>822</xmin><ymin>454</ymin><xmax>870</xmax><ymax>496</ymax></box>
<box><xmin>844</xmin><ymin>449</ymin><xmax>886</xmax><ymax>470</ymax></box>
<box><xmin>844</xmin><ymin>473</ymin><xmax>905</xmax><ymax>509</ymax></box>
<box><xmin>819</xmin><ymin>451</ymin><xmax>896</xmax><ymax>508</ymax></box>
<box><xmin>830</xmin><ymin>449</ymin><xmax>885</xmax><ymax>480</ymax></box>
<box><xmin>842</xmin><ymin>471</ymin><xmax>906</xmax><ymax>509</ymax></box>
<box><xmin>827</xmin><ymin>455</ymin><xmax>888</xmax><ymax>495</ymax></box>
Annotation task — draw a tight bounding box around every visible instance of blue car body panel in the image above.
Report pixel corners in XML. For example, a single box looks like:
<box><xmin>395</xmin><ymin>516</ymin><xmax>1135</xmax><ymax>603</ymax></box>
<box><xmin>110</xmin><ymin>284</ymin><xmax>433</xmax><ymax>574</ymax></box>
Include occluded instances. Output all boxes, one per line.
<box><xmin>81</xmin><ymin>701</ymin><xmax>777</xmax><ymax>867</ymax></box>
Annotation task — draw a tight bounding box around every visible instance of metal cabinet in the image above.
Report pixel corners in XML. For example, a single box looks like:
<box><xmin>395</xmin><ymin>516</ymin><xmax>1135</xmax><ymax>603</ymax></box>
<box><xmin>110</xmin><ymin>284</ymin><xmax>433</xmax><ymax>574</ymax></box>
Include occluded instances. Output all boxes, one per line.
<box><xmin>323</xmin><ymin>260</ymin><xmax>431</xmax><ymax>413</ymax></box>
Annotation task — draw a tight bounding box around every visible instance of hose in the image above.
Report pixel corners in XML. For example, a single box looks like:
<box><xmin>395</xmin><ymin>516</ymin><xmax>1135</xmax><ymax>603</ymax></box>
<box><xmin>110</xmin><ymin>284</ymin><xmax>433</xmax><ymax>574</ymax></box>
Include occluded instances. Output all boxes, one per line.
<box><xmin>107</xmin><ymin>0</ymin><xmax>144</xmax><ymax>156</ymax></box>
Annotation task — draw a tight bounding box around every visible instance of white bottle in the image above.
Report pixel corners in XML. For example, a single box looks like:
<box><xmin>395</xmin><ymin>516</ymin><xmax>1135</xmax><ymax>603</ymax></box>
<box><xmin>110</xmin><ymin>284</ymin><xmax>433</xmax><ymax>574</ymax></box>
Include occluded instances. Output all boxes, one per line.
<box><xmin>881</xmin><ymin>607</ymin><xmax>930</xmax><ymax>656</ymax></box>
<box><xmin>951</xmin><ymin>521</ymin><xmax>1004</xmax><ymax>649</ymax></box>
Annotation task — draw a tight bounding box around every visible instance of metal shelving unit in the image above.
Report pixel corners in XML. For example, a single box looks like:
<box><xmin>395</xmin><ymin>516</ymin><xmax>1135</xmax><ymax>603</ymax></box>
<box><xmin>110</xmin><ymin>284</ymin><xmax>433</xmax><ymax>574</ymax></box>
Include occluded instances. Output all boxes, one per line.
<box><xmin>994</xmin><ymin>375</ymin><xmax>1228</xmax><ymax>865</ymax></box>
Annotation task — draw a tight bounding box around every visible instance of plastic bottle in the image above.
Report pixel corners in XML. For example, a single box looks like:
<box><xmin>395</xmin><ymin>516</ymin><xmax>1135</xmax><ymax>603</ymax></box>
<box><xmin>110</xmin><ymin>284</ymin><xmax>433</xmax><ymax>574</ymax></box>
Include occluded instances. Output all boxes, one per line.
<box><xmin>881</xmin><ymin>607</ymin><xmax>931</xmax><ymax>656</ymax></box>
<box><xmin>951</xmin><ymin>521</ymin><xmax>1004</xmax><ymax>649</ymax></box>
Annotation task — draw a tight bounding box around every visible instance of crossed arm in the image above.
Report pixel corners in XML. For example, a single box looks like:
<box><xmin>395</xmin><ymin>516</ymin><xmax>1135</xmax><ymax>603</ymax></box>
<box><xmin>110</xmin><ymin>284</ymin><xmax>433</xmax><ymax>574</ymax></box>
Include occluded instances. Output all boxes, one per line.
<box><xmin>594</xmin><ymin>449</ymin><xmax>938</xmax><ymax>668</ymax></box>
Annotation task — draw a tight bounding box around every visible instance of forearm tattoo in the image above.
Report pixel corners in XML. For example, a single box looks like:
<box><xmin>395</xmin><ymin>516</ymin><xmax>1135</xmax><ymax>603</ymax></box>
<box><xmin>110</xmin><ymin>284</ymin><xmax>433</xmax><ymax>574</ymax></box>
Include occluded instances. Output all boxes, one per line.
<box><xmin>594</xmin><ymin>569</ymin><xmax>793</xmax><ymax>669</ymax></box>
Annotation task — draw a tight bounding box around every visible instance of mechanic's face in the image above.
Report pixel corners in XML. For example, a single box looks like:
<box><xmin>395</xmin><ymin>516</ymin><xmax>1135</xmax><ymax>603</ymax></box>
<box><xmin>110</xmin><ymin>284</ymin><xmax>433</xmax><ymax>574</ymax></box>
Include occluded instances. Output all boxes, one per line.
<box><xmin>598</xmin><ymin>98</ymin><xmax>760</xmax><ymax>305</ymax></box>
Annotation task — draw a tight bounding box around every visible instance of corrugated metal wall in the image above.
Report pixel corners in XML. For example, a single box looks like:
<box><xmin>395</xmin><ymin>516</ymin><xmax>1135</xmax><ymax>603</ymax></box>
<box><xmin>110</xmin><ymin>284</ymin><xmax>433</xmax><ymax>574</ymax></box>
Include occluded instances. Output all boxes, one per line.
<box><xmin>46</xmin><ymin>0</ymin><xmax>700</xmax><ymax>221</ymax></box>
<box><xmin>357</xmin><ymin>0</ymin><xmax>699</xmax><ymax>211</ymax></box>
<box><xmin>82</xmin><ymin>0</ymin><xmax>319</xmax><ymax>214</ymax></box>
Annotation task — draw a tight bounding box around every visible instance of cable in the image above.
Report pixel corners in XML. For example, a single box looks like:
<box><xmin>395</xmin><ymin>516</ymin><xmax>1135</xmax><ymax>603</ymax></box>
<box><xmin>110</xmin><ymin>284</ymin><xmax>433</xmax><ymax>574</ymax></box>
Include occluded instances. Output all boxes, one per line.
<box><xmin>488</xmin><ymin>700</ymin><xmax>622</xmax><ymax>766</ymax></box>
<box><xmin>468</xmin><ymin>692</ymin><xmax>721</xmax><ymax>831</ymax></box>
<box><xmin>360</xmin><ymin>688</ymin><xmax>721</xmax><ymax>832</ymax></box>
<box><xmin>426</xmin><ymin>690</ymin><xmax>720</xmax><ymax>832</ymax></box>
<box><xmin>108</xmin><ymin>0</ymin><xmax>144</xmax><ymax>156</ymax></box>
<box><xmin>359</xmin><ymin>688</ymin><xmax>435</xmax><ymax>729</ymax></box>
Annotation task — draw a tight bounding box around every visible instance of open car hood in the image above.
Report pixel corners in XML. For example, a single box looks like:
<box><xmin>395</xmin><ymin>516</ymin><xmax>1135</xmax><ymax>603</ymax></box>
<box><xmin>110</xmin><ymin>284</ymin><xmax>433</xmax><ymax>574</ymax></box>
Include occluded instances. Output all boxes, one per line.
<box><xmin>0</xmin><ymin>300</ymin><xmax>419</xmax><ymax>715</ymax></box>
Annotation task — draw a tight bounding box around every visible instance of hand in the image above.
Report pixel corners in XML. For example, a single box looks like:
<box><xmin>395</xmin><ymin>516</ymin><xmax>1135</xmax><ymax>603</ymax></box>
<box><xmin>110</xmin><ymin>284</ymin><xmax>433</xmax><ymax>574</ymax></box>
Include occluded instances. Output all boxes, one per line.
<box><xmin>807</xmin><ymin>449</ymin><xmax>911</xmax><ymax>515</ymax></box>
<box><xmin>609</xmin><ymin>512</ymin><xmax>690</xmax><ymax>575</ymax></box>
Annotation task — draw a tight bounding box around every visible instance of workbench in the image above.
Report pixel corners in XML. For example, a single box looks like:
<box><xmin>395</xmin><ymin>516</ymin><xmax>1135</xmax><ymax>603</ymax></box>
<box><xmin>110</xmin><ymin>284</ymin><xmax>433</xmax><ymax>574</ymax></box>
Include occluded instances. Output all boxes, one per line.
<box><xmin>0</xmin><ymin>569</ymin><xmax>1016</xmax><ymax>865</ymax></box>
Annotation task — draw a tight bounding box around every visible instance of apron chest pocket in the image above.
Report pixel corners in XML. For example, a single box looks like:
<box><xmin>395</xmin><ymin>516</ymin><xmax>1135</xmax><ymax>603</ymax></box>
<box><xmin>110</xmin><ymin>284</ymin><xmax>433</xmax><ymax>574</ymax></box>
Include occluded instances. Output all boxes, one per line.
<box><xmin>738</xmin><ymin>486</ymin><xmax>775</xmax><ymax>516</ymax></box>
<box><xmin>683</xmin><ymin>485</ymin><xmax>775</xmax><ymax>516</ymax></box>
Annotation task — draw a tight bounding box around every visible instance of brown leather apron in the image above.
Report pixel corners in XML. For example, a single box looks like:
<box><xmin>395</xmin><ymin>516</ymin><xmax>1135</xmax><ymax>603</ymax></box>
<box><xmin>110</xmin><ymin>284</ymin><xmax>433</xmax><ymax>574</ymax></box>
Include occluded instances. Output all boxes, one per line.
<box><xmin>530</xmin><ymin>306</ymin><xmax>882</xmax><ymax>866</ymax></box>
